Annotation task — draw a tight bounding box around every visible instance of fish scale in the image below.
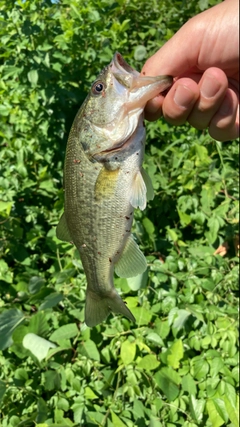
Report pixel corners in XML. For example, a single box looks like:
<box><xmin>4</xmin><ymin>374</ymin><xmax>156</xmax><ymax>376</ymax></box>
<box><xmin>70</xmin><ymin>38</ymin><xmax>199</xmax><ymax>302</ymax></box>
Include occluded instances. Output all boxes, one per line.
<box><xmin>56</xmin><ymin>52</ymin><xmax>172</xmax><ymax>327</ymax></box>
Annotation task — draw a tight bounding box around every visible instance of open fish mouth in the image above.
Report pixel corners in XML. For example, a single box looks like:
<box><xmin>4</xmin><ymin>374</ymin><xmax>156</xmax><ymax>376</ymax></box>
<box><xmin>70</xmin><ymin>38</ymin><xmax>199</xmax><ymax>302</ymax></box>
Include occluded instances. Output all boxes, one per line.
<box><xmin>97</xmin><ymin>53</ymin><xmax>173</xmax><ymax>155</ymax></box>
<box><xmin>112</xmin><ymin>52</ymin><xmax>173</xmax><ymax>93</ymax></box>
<box><xmin>91</xmin><ymin>53</ymin><xmax>173</xmax><ymax>160</ymax></box>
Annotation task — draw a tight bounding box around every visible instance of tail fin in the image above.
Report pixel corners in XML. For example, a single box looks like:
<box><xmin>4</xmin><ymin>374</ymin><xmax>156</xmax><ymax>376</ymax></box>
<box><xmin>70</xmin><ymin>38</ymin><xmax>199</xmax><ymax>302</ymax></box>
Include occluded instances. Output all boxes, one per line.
<box><xmin>85</xmin><ymin>289</ymin><xmax>135</xmax><ymax>327</ymax></box>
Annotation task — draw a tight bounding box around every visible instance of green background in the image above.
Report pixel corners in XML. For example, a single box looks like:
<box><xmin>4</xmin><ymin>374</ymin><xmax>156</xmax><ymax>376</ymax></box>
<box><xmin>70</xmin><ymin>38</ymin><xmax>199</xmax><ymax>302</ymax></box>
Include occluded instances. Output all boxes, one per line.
<box><xmin>0</xmin><ymin>1</ymin><xmax>239</xmax><ymax>426</ymax></box>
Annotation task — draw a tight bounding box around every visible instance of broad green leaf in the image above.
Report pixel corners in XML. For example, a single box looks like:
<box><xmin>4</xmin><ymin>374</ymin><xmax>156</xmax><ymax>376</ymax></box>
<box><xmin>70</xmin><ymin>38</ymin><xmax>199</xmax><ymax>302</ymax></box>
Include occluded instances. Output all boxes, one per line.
<box><xmin>134</xmin><ymin>45</ymin><xmax>147</xmax><ymax>61</ymax></box>
<box><xmin>36</xmin><ymin>397</ymin><xmax>48</xmax><ymax>424</ymax></box>
<box><xmin>146</xmin><ymin>332</ymin><xmax>164</xmax><ymax>346</ymax></box>
<box><xmin>111</xmin><ymin>411</ymin><xmax>126</xmax><ymax>427</ymax></box>
<box><xmin>22</xmin><ymin>333</ymin><xmax>56</xmax><ymax>361</ymax></box>
<box><xmin>79</xmin><ymin>339</ymin><xmax>100</xmax><ymax>362</ymax></box>
<box><xmin>206</xmin><ymin>399</ymin><xmax>227</xmax><ymax>427</ymax></box>
<box><xmin>0</xmin><ymin>259</ymin><xmax>13</xmax><ymax>284</ymax></box>
<box><xmin>0</xmin><ymin>201</ymin><xmax>12</xmax><ymax>215</ymax></box>
<box><xmin>168</xmin><ymin>308</ymin><xmax>190</xmax><ymax>329</ymax></box>
<box><xmin>192</xmin><ymin>358</ymin><xmax>209</xmax><ymax>380</ymax></box>
<box><xmin>224</xmin><ymin>395</ymin><xmax>239</xmax><ymax>427</ymax></box>
<box><xmin>28</xmin><ymin>276</ymin><xmax>45</xmax><ymax>294</ymax></box>
<box><xmin>43</xmin><ymin>370</ymin><xmax>61</xmax><ymax>391</ymax></box>
<box><xmin>131</xmin><ymin>306</ymin><xmax>152</xmax><ymax>326</ymax></box>
<box><xmin>84</xmin><ymin>386</ymin><xmax>98</xmax><ymax>400</ymax></box>
<box><xmin>50</xmin><ymin>323</ymin><xmax>79</xmax><ymax>343</ymax></box>
<box><xmin>224</xmin><ymin>382</ymin><xmax>237</xmax><ymax>408</ymax></box>
<box><xmin>177</xmin><ymin>209</ymin><xmax>191</xmax><ymax>227</ymax></box>
<box><xmin>154</xmin><ymin>367</ymin><xmax>181</xmax><ymax>401</ymax></box>
<box><xmin>167</xmin><ymin>339</ymin><xmax>184</xmax><ymax>369</ymax></box>
<box><xmin>189</xmin><ymin>395</ymin><xmax>205</xmax><ymax>422</ymax></box>
<box><xmin>39</xmin><ymin>292</ymin><xmax>64</xmax><ymax>310</ymax></box>
<box><xmin>149</xmin><ymin>417</ymin><xmax>162</xmax><ymax>427</ymax></box>
<box><xmin>120</xmin><ymin>340</ymin><xmax>136</xmax><ymax>365</ymax></box>
<box><xmin>0</xmin><ymin>309</ymin><xmax>25</xmax><ymax>350</ymax></box>
<box><xmin>182</xmin><ymin>374</ymin><xmax>197</xmax><ymax>396</ymax></box>
<box><xmin>27</xmin><ymin>69</ymin><xmax>39</xmax><ymax>85</ymax></box>
<box><xmin>137</xmin><ymin>354</ymin><xmax>160</xmax><ymax>370</ymax></box>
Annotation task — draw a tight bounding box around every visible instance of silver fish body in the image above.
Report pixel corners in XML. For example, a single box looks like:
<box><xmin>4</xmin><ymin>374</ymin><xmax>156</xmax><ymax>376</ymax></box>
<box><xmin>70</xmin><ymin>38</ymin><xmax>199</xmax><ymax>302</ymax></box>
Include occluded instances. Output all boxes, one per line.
<box><xmin>56</xmin><ymin>53</ymin><xmax>172</xmax><ymax>327</ymax></box>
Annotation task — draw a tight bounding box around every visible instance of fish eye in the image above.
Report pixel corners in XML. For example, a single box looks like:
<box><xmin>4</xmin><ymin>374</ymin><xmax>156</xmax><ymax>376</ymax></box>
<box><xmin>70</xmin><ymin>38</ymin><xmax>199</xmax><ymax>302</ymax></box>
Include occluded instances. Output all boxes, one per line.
<box><xmin>92</xmin><ymin>81</ymin><xmax>105</xmax><ymax>95</ymax></box>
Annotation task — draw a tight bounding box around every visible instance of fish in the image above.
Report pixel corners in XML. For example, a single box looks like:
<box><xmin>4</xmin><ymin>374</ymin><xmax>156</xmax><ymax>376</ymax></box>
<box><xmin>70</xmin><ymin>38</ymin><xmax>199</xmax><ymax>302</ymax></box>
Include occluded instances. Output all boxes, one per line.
<box><xmin>56</xmin><ymin>52</ymin><xmax>172</xmax><ymax>327</ymax></box>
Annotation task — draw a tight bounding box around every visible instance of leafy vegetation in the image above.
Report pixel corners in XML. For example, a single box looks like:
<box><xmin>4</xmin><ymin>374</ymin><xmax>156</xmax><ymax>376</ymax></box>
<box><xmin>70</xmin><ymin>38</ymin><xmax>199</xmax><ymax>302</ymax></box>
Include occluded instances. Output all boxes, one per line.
<box><xmin>0</xmin><ymin>0</ymin><xmax>239</xmax><ymax>426</ymax></box>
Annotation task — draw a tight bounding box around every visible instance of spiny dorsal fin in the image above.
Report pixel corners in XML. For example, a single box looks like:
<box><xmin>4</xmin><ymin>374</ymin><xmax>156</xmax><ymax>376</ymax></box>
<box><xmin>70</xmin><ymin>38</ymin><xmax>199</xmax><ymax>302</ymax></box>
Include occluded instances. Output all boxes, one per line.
<box><xmin>115</xmin><ymin>235</ymin><xmax>147</xmax><ymax>278</ymax></box>
<box><xmin>56</xmin><ymin>213</ymin><xmax>72</xmax><ymax>242</ymax></box>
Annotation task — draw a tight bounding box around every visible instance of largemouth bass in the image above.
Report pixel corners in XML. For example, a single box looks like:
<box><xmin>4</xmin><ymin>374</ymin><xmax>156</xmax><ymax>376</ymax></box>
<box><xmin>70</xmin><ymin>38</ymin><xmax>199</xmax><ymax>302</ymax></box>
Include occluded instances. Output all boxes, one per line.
<box><xmin>56</xmin><ymin>52</ymin><xmax>172</xmax><ymax>327</ymax></box>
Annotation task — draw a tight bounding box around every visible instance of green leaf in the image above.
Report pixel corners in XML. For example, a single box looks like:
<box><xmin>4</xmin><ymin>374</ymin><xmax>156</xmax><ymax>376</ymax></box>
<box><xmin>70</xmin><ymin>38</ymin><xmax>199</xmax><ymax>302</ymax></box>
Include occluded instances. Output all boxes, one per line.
<box><xmin>169</xmin><ymin>308</ymin><xmax>190</xmax><ymax>329</ymax></box>
<box><xmin>134</xmin><ymin>45</ymin><xmax>147</xmax><ymax>61</ymax></box>
<box><xmin>111</xmin><ymin>411</ymin><xmax>126</xmax><ymax>427</ymax></box>
<box><xmin>127</xmin><ymin>269</ymin><xmax>148</xmax><ymax>291</ymax></box>
<box><xmin>182</xmin><ymin>374</ymin><xmax>197</xmax><ymax>396</ymax></box>
<box><xmin>167</xmin><ymin>339</ymin><xmax>184</xmax><ymax>369</ymax></box>
<box><xmin>22</xmin><ymin>333</ymin><xmax>56</xmax><ymax>361</ymax></box>
<box><xmin>84</xmin><ymin>386</ymin><xmax>98</xmax><ymax>400</ymax></box>
<box><xmin>154</xmin><ymin>367</ymin><xmax>181</xmax><ymax>401</ymax></box>
<box><xmin>43</xmin><ymin>370</ymin><xmax>61</xmax><ymax>391</ymax></box>
<box><xmin>120</xmin><ymin>340</ymin><xmax>136</xmax><ymax>365</ymax></box>
<box><xmin>177</xmin><ymin>209</ymin><xmax>191</xmax><ymax>227</ymax></box>
<box><xmin>0</xmin><ymin>309</ymin><xmax>25</xmax><ymax>350</ymax></box>
<box><xmin>146</xmin><ymin>332</ymin><xmax>164</xmax><ymax>346</ymax></box>
<box><xmin>0</xmin><ymin>200</ymin><xmax>12</xmax><ymax>215</ymax></box>
<box><xmin>79</xmin><ymin>339</ymin><xmax>100</xmax><ymax>361</ymax></box>
<box><xmin>39</xmin><ymin>292</ymin><xmax>64</xmax><ymax>310</ymax></box>
<box><xmin>27</xmin><ymin>69</ymin><xmax>39</xmax><ymax>85</ymax></box>
<box><xmin>131</xmin><ymin>306</ymin><xmax>152</xmax><ymax>326</ymax></box>
<box><xmin>36</xmin><ymin>397</ymin><xmax>48</xmax><ymax>423</ymax></box>
<box><xmin>137</xmin><ymin>354</ymin><xmax>160</xmax><ymax>370</ymax></box>
<box><xmin>28</xmin><ymin>276</ymin><xmax>45</xmax><ymax>294</ymax></box>
<box><xmin>0</xmin><ymin>380</ymin><xmax>6</xmax><ymax>404</ymax></box>
<box><xmin>192</xmin><ymin>357</ymin><xmax>209</xmax><ymax>380</ymax></box>
<box><xmin>224</xmin><ymin>395</ymin><xmax>239</xmax><ymax>427</ymax></box>
<box><xmin>50</xmin><ymin>323</ymin><xmax>79</xmax><ymax>343</ymax></box>
<box><xmin>0</xmin><ymin>259</ymin><xmax>13</xmax><ymax>283</ymax></box>
<box><xmin>224</xmin><ymin>382</ymin><xmax>236</xmax><ymax>408</ymax></box>
<box><xmin>189</xmin><ymin>395</ymin><xmax>205</xmax><ymax>422</ymax></box>
<box><xmin>206</xmin><ymin>399</ymin><xmax>227</xmax><ymax>427</ymax></box>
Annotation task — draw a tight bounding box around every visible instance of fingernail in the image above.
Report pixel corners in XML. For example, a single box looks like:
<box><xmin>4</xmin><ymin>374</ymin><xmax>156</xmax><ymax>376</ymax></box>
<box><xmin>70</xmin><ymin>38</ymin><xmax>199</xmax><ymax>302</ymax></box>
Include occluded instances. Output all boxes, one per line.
<box><xmin>174</xmin><ymin>85</ymin><xmax>195</xmax><ymax>108</ymax></box>
<box><xmin>201</xmin><ymin>75</ymin><xmax>221</xmax><ymax>98</ymax></box>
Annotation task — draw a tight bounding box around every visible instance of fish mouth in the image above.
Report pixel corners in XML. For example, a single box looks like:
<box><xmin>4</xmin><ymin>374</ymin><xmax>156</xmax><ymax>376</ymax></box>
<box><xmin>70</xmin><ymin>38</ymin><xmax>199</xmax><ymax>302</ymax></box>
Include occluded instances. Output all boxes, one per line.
<box><xmin>112</xmin><ymin>52</ymin><xmax>173</xmax><ymax>93</ymax></box>
<box><xmin>92</xmin><ymin>53</ymin><xmax>173</xmax><ymax>159</ymax></box>
<box><xmin>97</xmin><ymin>53</ymin><xmax>173</xmax><ymax>155</ymax></box>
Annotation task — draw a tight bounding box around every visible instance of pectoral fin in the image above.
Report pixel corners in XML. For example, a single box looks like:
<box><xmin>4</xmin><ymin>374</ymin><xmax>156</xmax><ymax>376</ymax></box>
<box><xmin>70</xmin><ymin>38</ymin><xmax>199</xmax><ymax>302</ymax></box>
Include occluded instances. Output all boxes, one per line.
<box><xmin>56</xmin><ymin>213</ymin><xmax>72</xmax><ymax>242</ymax></box>
<box><xmin>115</xmin><ymin>235</ymin><xmax>147</xmax><ymax>278</ymax></box>
<box><xmin>129</xmin><ymin>168</ymin><xmax>154</xmax><ymax>210</ymax></box>
<box><xmin>141</xmin><ymin>167</ymin><xmax>154</xmax><ymax>201</ymax></box>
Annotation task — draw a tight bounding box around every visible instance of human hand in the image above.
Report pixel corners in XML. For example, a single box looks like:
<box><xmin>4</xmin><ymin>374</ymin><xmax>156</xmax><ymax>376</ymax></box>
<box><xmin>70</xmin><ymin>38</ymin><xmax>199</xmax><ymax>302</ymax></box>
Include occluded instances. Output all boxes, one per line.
<box><xmin>142</xmin><ymin>0</ymin><xmax>239</xmax><ymax>141</ymax></box>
